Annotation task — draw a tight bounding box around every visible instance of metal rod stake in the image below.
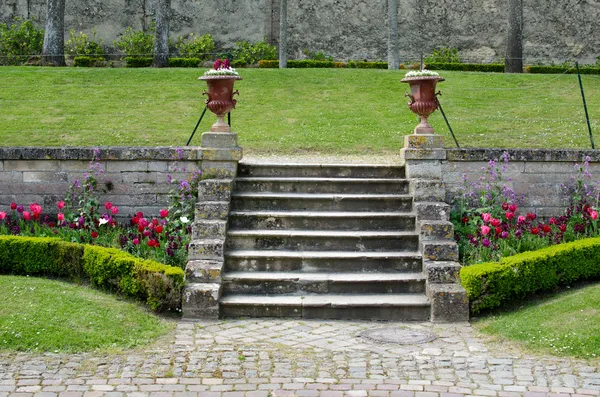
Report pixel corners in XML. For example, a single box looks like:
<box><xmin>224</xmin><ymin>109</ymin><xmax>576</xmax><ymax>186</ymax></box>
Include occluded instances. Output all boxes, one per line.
<box><xmin>436</xmin><ymin>99</ymin><xmax>460</xmax><ymax>148</ymax></box>
<box><xmin>576</xmin><ymin>62</ymin><xmax>594</xmax><ymax>149</ymax></box>
<box><xmin>186</xmin><ymin>106</ymin><xmax>208</xmax><ymax>146</ymax></box>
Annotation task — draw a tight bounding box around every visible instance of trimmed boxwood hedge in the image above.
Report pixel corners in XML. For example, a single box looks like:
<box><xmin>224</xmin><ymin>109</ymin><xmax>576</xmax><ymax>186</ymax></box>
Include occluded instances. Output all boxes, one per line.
<box><xmin>168</xmin><ymin>57</ymin><xmax>201</xmax><ymax>68</ymax></box>
<box><xmin>461</xmin><ymin>237</ymin><xmax>600</xmax><ymax>314</ymax></box>
<box><xmin>426</xmin><ymin>62</ymin><xmax>504</xmax><ymax>72</ymax></box>
<box><xmin>0</xmin><ymin>235</ymin><xmax>184</xmax><ymax>311</ymax></box>
<box><xmin>125</xmin><ymin>57</ymin><xmax>153</xmax><ymax>68</ymax></box>
<box><xmin>526</xmin><ymin>65</ymin><xmax>600</xmax><ymax>74</ymax></box>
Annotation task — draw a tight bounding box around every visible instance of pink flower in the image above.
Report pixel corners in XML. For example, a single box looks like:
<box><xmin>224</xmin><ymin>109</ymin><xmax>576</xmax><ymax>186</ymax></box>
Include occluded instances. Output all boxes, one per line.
<box><xmin>57</xmin><ymin>213</ymin><xmax>64</xmax><ymax>221</ymax></box>
<box><xmin>57</xmin><ymin>201</ymin><xmax>65</xmax><ymax>210</ymax></box>
<box><xmin>23</xmin><ymin>211</ymin><xmax>31</xmax><ymax>220</ymax></box>
<box><xmin>481</xmin><ymin>225</ymin><xmax>491</xmax><ymax>235</ymax></box>
<box><xmin>517</xmin><ymin>215</ymin><xmax>526</xmax><ymax>224</ymax></box>
<box><xmin>29</xmin><ymin>203</ymin><xmax>42</xmax><ymax>215</ymax></box>
<box><xmin>481</xmin><ymin>213</ymin><xmax>491</xmax><ymax>223</ymax></box>
<box><xmin>505</xmin><ymin>212</ymin><xmax>515</xmax><ymax>221</ymax></box>
<box><xmin>139</xmin><ymin>218</ymin><xmax>149</xmax><ymax>228</ymax></box>
<box><xmin>508</xmin><ymin>204</ymin><xmax>517</xmax><ymax>213</ymax></box>
<box><xmin>491</xmin><ymin>218</ymin><xmax>501</xmax><ymax>227</ymax></box>
<box><xmin>0</xmin><ymin>211</ymin><xmax>5</xmax><ymax>220</ymax></box>
<box><xmin>104</xmin><ymin>202</ymin><xmax>113</xmax><ymax>210</ymax></box>
<box><xmin>160</xmin><ymin>209</ymin><xmax>169</xmax><ymax>218</ymax></box>
<box><xmin>591</xmin><ymin>211</ymin><xmax>599</xmax><ymax>220</ymax></box>
<box><xmin>132</xmin><ymin>238</ymin><xmax>140</xmax><ymax>245</ymax></box>
<box><xmin>110</xmin><ymin>206</ymin><xmax>119</xmax><ymax>215</ymax></box>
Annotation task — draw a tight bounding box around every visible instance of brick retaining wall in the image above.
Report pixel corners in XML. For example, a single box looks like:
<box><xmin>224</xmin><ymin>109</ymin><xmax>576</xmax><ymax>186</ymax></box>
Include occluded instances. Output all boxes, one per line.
<box><xmin>0</xmin><ymin>147</ymin><xmax>202</xmax><ymax>218</ymax></box>
<box><xmin>444</xmin><ymin>149</ymin><xmax>599</xmax><ymax>217</ymax></box>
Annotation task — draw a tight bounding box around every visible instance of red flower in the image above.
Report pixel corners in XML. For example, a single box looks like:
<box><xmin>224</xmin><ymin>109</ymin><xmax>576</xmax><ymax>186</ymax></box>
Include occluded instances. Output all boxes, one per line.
<box><xmin>29</xmin><ymin>203</ymin><xmax>42</xmax><ymax>215</ymax></box>
<box><xmin>131</xmin><ymin>216</ymin><xmax>139</xmax><ymax>225</ymax></box>
<box><xmin>33</xmin><ymin>212</ymin><xmax>40</xmax><ymax>220</ymax></box>
<box><xmin>495</xmin><ymin>227</ymin><xmax>502</xmax><ymax>235</ymax></box>
<box><xmin>91</xmin><ymin>231</ymin><xmax>99</xmax><ymax>238</ymax></box>
<box><xmin>57</xmin><ymin>201</ymin><xmax>65</xmax><ymax>210</ymax></box>
<box><xmin>505</xmin><ymin>212</ymin><xmax>515</xmax><ymax>221</ymax></box>
<box><xmin>155</xmin><ymin>225</ymin><xmax>163</xmax><ymax>234</ymax></box>
<box><xmin>147</xmin><ymin>239</ymin><xmax>159</xmax><ymax>248</ymax></box>
<box><xmin>461</xmin><ymin>216</ymin><xmax>469</xmax><ymax>224</ymax></box>
<box><xmin>10</xmin><ymin>202</ymin><xmax>17</xmax><ymax>210</ymax></box>
<box><xmin>140</xmin><ymin>218</ymin><xmax>149</xmax><ymax>227</ymax></box>
<box><xmin>508</xmin><ymin>204</ymin><xmax>517</xmax><ymax>213</ymax></box>
<box><xmin>542</xmin><ymin>225</ymin><xmax>551</xmax><ymax>233</ymax></box>
<box><xmin>502</xmin><ymin>202</ymin><xmax>509</xmax><ymax>211</ymax></box>
<box><xmin>152</xmin><ymin>218</ymin><xmax>159</xmax><ymax>225</ymax></box>
<box><xmin>138</xmin><ymin>224</ymin><xmax>145</xmax><ymax>233</ymax></box>
<box><xmin>531</xmin><ymin>227</ymin><xmax>539</xmax><ymax>235</ymax></box>
<box><xmin>104</xmin><ymin>202</ymin><xmax>113</xmax><ymax>210</ymax></box>
<box><xmin>23</xmin><ymin>211</ymin><xmax>31</xmax><ymax>221</ymax></box>
<box><xmin>527</xmin><ymin>213</ymin><xmax>536</xmax><ymax>221</ymax></box>
<box><xmin>160</xmin><ymin>209</ymin><xmax>169</xmax><ymax>218</ymax></box>
<box><xmin>136</xmin><ymin>211</ymin><xmax>144</xmax><ymax>218</ymax></box>
<box><xmin>559</xmin><ymin>224</ymin><xmax>567</xmax><ymax>233</ymax></box>
<box><xmin>111</xmin><ymin>206</ymin><xmax>119</xmax><ymax>215</ymax></box>
<box><xmin>491</xmin><ymin>218</ymin><xmax>501</xmax><ymax>227</ymax></box>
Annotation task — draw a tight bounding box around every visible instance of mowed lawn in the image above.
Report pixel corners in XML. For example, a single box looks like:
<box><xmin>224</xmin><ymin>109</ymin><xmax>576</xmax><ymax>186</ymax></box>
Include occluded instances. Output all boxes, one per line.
<box><xmin>1</xmin><ymin>67</ymin><xmax>599</xmax><ymax>154</ymax></box>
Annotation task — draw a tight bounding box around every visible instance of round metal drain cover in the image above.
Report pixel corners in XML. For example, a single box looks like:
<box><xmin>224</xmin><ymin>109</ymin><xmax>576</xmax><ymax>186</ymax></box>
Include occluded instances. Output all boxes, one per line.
<box><xmin>360</xmin><ymin>327</ymin><xmax>436</xmax><ymax>345</ymax></box>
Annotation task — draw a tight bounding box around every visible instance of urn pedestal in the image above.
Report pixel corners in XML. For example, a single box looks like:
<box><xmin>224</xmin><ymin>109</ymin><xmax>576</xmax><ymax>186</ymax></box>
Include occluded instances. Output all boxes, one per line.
<box><xmin>401</xmin><ymin>75</ymin><xmax>445</xmax><ymax>134</ymax></box>
<box><xmin>199</xmin><ymin>75</ymin><xmax>242</xmax><ymax>133</ymax></box>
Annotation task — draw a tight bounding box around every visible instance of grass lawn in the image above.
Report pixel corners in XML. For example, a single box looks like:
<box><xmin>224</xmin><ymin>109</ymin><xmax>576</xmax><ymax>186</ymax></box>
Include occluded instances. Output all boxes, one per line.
<box><xmin>0</xmin><ymin>275</ymin><xmax>175</xmax><ymax>353</ymax></box>
<box><xmin>1</xmin><ymin>67</ymin><xmax>598</xmax><ymax>154</ymax></box>
<box><xmin>475</xmin><ymin>281</ymin><xmax>600</xmax><ymax>359</ymax></box>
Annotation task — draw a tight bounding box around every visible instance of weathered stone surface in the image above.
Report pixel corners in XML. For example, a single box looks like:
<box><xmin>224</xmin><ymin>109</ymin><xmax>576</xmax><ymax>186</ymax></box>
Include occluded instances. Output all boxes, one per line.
<box><xmin>195</xmin><ymin>201</ymin><xmax>230</xmax><ymax>220</ymax></box>
<box><xmin>402</xmin><ymin>148</ymin><xmax>446</xmax><ymax>160</ymax></box>
<box><xmin>185</xmin><ymin>260</ymin><xmax>224</xmax><ymax>283</ymax></box>
<box><xmin>404</xmin><ymin>160</ymin><xmax>442</xmax><ymax>180</ymax></box>
<box><xmin>200</xmin><ymin>132</ymin><xmax>239</xmax><ymax>149</ymax></box>
<box><xmin>419</xmin><ymin>221</ymin><xmax>454</xmax><ymax>241</ymax></box>
<box><xmin>410</xmin><ymin>179</ymin><xmax>445</xmax><ymax>201</ymax></box>
<box><xmin>201</xmin><ymin>148</ymin><xmax>243</xmax><ymax>162</ymax></box>
<box><xmin>404</xmin><ymin>135</ymin><xmax>445</xmax><ymax>150</ymax></box>
<box><xmin>197</xmin><ymin>179</ymin><xmax>234</xmax><ymax>201</ymax></box>
<box><xmin>427</xmin><ymin>283</ymin><xmax>469</xmax><ymax>323</ymax></box>
<box><xmin>425</xmin><ymin>261</ymin><xmax>461</xmax><ymax>284</ymax></box>
<box><xmin>201</xmin><ymin>160</ymin><xmax>238</xmax><ymax>179</ymax></box>
<box><xmin>415</xmin><ymin>202</ymin><xmax>451</xmax><ymax>221</ymax></box>
<box><xmin>421</xmin><ymin>240</ymin><xmax>459</xmax><ymax>262</ymax></box>
<box><xmin>188</xmin><ymin>239</ymin><xmax>225</xmax><ymax>261</ymax></box>
<box><xmin>182</xmin><ymin>283</ymin><xmax>221</xmax><ymax>319</ymax></box>
<box><xmin>192</xmin><ymin>219</ymin><xmax>228</xmax><ymax>239</ymax></box>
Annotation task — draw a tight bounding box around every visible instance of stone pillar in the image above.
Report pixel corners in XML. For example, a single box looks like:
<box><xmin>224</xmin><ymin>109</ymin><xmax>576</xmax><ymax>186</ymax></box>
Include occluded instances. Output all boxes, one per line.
<box><xmin>182</xmin><ymin>131</ymin><xmax>242</xmax><ymax>319</ymax></box>
<box><xmin>400</xmin><ymin>134</ymin><xmax>469</xmax><ymax>322</ymax></box>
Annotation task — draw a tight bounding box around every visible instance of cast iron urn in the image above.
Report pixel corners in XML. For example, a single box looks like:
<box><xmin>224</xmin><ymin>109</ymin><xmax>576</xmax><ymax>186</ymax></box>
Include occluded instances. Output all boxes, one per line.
<box><xmin>199</xmin><ymin>74</ymin><xmax>242</xmax><ymax>132</ymax></box>
<box><xmin>401</xmin><ymin>74</ymin><xmax>445</xmax><ymax>134</ymax></box>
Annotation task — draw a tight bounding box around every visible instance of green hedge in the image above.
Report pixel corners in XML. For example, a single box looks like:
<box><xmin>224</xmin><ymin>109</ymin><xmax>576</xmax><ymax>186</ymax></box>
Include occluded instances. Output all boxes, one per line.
<box><xmin>73</xmin><ymin>56</ymin><xmax>104</xmax><ymax>67</ymax></box>
<box><xmin>426</xmin><ymin>62</ymin><xmax>504</xmax><ymax>72</ymax></box>
<box><xmin>125</xmin><ymin>57</ymin><xmax>153</xmax><ymax>68</ymax></box>
<box><xmin>355</xmin><ymin>61</ymin><xmax>388</xmax><ymax>69</ymax></box>
<box><xmin>461</xmin><ymin>237</ymin><xmax>600</xmax><ymax>314</ymax></box>
<box><xmin>258</xmin><ymin>59</ymin><xmax>335</xmax><ymax>68</ymax></box>
<box><xmin>526</xmin><ymin>65</ymin><xmax>600</xmax><ymax>74</ymax></box>
<box><xmin>168</xmin><ymin>57</ymin><xmax>200</xmax><ymax>68</ymax></box>
<box><xmin>0</xmin><ymin>236</ymin><xmax>184</xmax><ymax>311</ymax></box>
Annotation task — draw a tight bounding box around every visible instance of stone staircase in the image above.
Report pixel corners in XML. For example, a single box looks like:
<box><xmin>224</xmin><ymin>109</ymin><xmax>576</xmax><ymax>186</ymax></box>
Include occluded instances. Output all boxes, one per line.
<box><xmin>218</xmin><ymin>163</ymin><xmax>431</xmax><ymax>320</ymax></box>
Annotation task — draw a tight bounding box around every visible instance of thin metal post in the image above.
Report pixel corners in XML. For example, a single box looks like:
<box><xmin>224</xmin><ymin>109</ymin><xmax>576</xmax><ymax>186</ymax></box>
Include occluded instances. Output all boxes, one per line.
<box><xmin>186</xmin><ymin>106</ymin><xmax>208</xmax><ymax>146</ymax></box>
<box><xmin>436</xmin><ymin>99</ymin><xmax>460</xmax><ymax>148</ymax></box>
<box><xmin>576</xmin><ymin>62</ymin><xmax>594</xmax><ymax>149</ymax></box>
<box><xmin>228</xmin><ymin>112</ymin><xmax>231</xmax><ymax>127</ymax></box>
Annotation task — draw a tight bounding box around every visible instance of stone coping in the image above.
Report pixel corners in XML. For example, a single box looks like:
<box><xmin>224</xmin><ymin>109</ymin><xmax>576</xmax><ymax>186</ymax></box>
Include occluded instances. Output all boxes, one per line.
<box><xmin>0</xmin><ymin>146</ymin><xmax>202</xmax><ymax>161</ymax></box>
<box><xmin>447</xmin><ymin>148</ymin><xmax>600</xmax><ymax>162</ymax></box>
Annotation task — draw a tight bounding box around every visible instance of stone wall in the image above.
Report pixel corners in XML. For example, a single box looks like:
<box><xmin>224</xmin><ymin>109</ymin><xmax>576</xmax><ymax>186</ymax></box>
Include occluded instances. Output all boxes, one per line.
<box><xmin>443</xmin><ymin>149</ymin><xmax>599</xmax><ymax>218</ymax></box>
<box><xmin>0</xmin><ymin>147</ymin><xmax>202</xmax><ymax>217</ymax></box>
<box><xmin>1</xmin><ymin>0</ymin><xmax>598</xmax><ymax>64</ymax></box>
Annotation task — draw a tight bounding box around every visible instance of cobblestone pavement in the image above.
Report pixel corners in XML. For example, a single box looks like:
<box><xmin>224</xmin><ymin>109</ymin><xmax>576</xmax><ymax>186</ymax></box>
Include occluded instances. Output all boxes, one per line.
<box><xmin>1</xmin><ymin>319</ymin><xmax>599</xmax><ymax>397</ymax></box>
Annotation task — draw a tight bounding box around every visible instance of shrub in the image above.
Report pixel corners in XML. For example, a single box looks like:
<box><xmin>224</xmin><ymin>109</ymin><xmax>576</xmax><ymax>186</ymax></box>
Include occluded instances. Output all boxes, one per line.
<box><xmin>258</xmin><ymin>59</ymin><xmax>279</xmax><ymax>68</ymax></box>
<box><xmin>525</xmin><ymin>65</ymin><xmax>600</xmax><ymax>74</ymax></box>
<box><xmin>424</xmin><ymin>47</ymin><xmax>461</xmax><ymax>64</ymax></box>
<box><xmin>232</xmin><ymin>39</ymin><xmax>277</xmax><ymax>66</ymax></box>
<box><xmin>334</xmin><ymin>62</ymin><xmax>346</xmax><ymax>68</ymax></box>
<box><xmin>288</xmin><ymin>60</ymin><xmax>334</xmax><ymax>68</ymax></box>
<box><xmin>125</xmin><ymin>57</ymin><xmax>153</xmax><ymax>67</ymax></box>
<box><xmin>168</xmin><ymin>57</ymin><xmax>200</xmax><ymax>68</ymax></box>
<box><xmin>0</xmin><ymin>235</ymin><xmax>184</xmax><ymax>311</ymax></box>
<box><xmin>0</xmin><ymin>17</ymin><xmax>44</xmax><ymax>65</ymax></box>
<box><xmin>356</xmin><ymin>61</ymin><xmax>388</xmax><ymax>69</ymax></box>
<box><xmin>175</xmin><ymin>33</ymin><xmax>214</xmax><ymax>60</ymax></box>
<box><xmin>115</xmin><ymin>25</ymin><xmax>154</xmax><ymax>58</ymax></box>
<box><xmin>303</xmin><ymin>49</ymin><xmax>333</xmax><ymax>61</ymax></box>
<box><xmin>461</xmin><ymin>237</ymin><xmax>600</xmax><ymax>314</ymax></box>
<box><xmin>426</xmin><ymin>62</ymin><xmax>504</xmax><ymax>72</ymax></box>
<box><xmin>73</xmin><ymin>56</ymin><xmax>104</xmax><ymax>67</ymax></box>
<box><xmin>65</xmin><ymin>29</ymin><xmax>105</xmax><ymax>58</ymax></box>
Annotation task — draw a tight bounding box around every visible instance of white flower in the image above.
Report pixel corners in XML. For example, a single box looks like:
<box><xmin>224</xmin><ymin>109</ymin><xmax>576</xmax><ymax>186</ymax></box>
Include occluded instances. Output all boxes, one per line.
<box><xmin>405</xmin><ymin>69</ymin><xmax>440</xmax><ymax>78</ymax></box>
<box><xmin>180</xmin><ymin>216</ymin><xmax>190</xmax><ymax>224</ymax></box>
<box><xmin>203</xmin><ymin>67</ymin><xmax>239</xmax><ymax>77</ymax></box>
<box><xmin>98</xmin><ymin>218</ymin><xmax>109</xmax><ymax>226</ymax></box>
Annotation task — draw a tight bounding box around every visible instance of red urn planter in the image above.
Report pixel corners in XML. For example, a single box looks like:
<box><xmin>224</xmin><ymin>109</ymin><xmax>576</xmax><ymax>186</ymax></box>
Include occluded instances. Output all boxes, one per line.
<box><xmin>199</xmin><ymin>75</ymin><xmax>242</xmax><ymax>132</ymax></box>
<box><xmin>401</xmin><ymin>75</ymin><xmax>445</xmax><ymax>134</ymax></box>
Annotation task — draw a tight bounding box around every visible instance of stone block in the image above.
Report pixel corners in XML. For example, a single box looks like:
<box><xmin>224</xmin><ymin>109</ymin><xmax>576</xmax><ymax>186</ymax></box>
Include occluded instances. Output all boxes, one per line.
<box><xmin>185</xmin><ymin>260</ymin><xmax>224</xmax><ymax>283</ymax></box>
<box><xmin>0</xmin><ymin>171</ymin><xmax>22</xmax><ymax>182</ymax></box>
<box><xmin>415</xmin><ymin>202</ymin><xmax>451</xmax><ymax>221</ymax></box>
<box><xmin>401</xmin><ymin>148</ymin><xmax>446</xmax><ymax>160</ymax></box>
<box><xmin>106</xmin><ymin>161</ymin><xmax>149</xmax><ymax>172</ymax></box>
<box><xmin>425</xmin><ymin>261</ymin><xmax>461</xmax><ymax>283</ymax></box>
<box><xmin>405</xmin><ymin>160</ymin><xmax>442</xmax><ymax>180</ymax></box>
<box><xmin>57</xmin><ymin>160</ymin><xmax>91</xmax><ymax>171</ymax></box>
<box><xmin>195</xmin><ymin>201</ymin><xmax>230</xmax><ymax>220</ymax></box>
<box><xmin>202</xmin><ymin>148</ymin><xmax>243</xmax><ymax>162</ymax></box>
<box><xmin>188</xmin><ymin>239</ymin><xmax>225</xmax><ymax>261</ymax></box>
<box><xmin>22</xmin><ymin>172</ymin><xmax>68</xmax><ymax>183</ymax></box>
<box><xmin>410</xmin><ymin>179</ymin><xmax>446</xmax><ymax>201</ymax></box>
<box><xmin>137</xmin><ymin>172</ymin><xmax>157</xmax><ymax>184</ymax></box>
<box><xmin>201</xmin><ymin>161</ymin><xmax>238</xmax><ymax>179</ymax></box>
<box><xmin>0</xmin><ymin>161</ymin><xmax>3</xmax><ymax>171</ymax></box>
<box><xmin>201</xmin><ymin>132</ymin><xmax>239</xmax><ymax>148</ymax></box>
<box><xmin>197</xmin><ymin>179</ymin><xmax>234</xmax><ymax>201</ymax></box>
<box><xmin>182</xmin><ymin>283</ymin><xmax>221</xmax><ymax>319</ymax></box>
<box><xmin>404</xmin><ymin>134</ymin><xmax>445</xmax><ymax>149</ymax></box>
<box><xmin>3</xmin><ymin>160</ymin><xmax>60</xmax><ymax>171</ymax></box>
<box><xmin>148</xmin><ymin>161</ymin><xmax>169</xmax><ymax>172</ymax></box>
<box><xmin>427</xmin><ymin>283</ymin><xmax>469</xmax><ymax>323</ymax></box>
<box><xmin>421</xmin><ymin>240</ymin><xmax>459</xmax><ymax>261</ymax></box>
<box><xmin>419</xmin><ymin>221</ymin><xmax>454</xmax><ymax>241</ymax></box>
<box><xmin>192</xmin><ymin>219</ymin><xmax>228</xmax><ymax>239</ymax></box>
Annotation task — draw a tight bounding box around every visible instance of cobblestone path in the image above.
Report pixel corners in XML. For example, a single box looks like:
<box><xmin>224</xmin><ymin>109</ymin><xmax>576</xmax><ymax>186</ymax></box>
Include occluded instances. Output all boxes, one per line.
<box><xmin>1</xmin><ymin>319</ymin><xmax>599</xmax><ymax>397</ymax></box>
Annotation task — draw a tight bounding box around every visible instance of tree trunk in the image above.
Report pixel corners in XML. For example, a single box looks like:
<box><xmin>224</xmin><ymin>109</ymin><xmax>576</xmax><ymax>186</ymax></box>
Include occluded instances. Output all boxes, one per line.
<box><xmin>505</xmin><ymin>0</ymin><xmax>523</xmax><ymax>73</ymax></box>
<box><xmin>153</xmin><ymin>0</ymin><xmax>171</xmax><ymax>68</ymax></box>
<box><xmin>279</xmin><ymin>0</ymin><xmax>288</xmax><ymax>68</ymax></box>
<box><xmin>41</xmin><ymin>0</ymin><xmax>65</xmax><ymax>66</ymax></box>
<box><xmin>388</xmin><ymin>0</ymin><xmax>399</xmax><ymax>70</ymax></box>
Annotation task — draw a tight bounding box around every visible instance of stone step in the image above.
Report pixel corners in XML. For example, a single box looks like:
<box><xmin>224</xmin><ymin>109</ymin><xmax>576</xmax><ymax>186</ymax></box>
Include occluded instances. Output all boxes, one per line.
<box><xmin>238</xmin><ymin>163</ymin><xmax>405</xmax><ymax>179</ymax></box>
<box><xmin>234</xmin><ymin>177</ymin><xmax>408</xmax><ymax>194</ymax></box>
<box><xmin>226</xmin><ymin>230</ymin><xmax>419</xmax><ymax>252</ymax></box>
<box><xmin>229</xmin><ymin>211</ymin><xmax>416</xmax><ymax>231</ymax></box>
<box><xmin>231</xmin><ymin>193</ymin><xmax>413</xmax><ymax>212</ymax></box>
<box><xmin>219</xmin><ymin>294</ymin><xmax>430</xmax><ymax>320</ymax></box>
<box><xmin>222</xmin><ymin>272</ymin><xmax>426</xmax><ymax>295</ymax></box>
<box><xmin>225</xmin><ymin>250</ymin><xmax>423</xmax><ymax>273</ymax></box>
